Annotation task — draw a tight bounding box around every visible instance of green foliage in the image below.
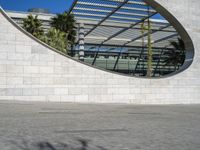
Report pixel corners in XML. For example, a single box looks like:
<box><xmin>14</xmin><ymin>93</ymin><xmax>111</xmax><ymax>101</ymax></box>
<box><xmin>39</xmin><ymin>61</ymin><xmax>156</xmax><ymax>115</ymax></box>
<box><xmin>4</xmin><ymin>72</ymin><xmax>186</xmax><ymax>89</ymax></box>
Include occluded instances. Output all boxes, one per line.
<box><xmin>40</xmin><ymin>28</ymin><xmax>68</xmax><ymax>54</ymax></box>
<box><xmin>164</xmin><ymin>38</ymin><xmax>185</xmax><ymax>69</ymax></box>
<box><xmin>22</xmin><ymin>12</ymin><xmax>76</xmax><ymax>54</ymax></box>
<box><xmin>51</xmin><ymin>11</ymin><xmax>76</xmax><ymax>44</ymax></box>
<box><xmin>22</xmin><ymin>14</ymin><xmax>44</xmax><ymax>38</ymax></box>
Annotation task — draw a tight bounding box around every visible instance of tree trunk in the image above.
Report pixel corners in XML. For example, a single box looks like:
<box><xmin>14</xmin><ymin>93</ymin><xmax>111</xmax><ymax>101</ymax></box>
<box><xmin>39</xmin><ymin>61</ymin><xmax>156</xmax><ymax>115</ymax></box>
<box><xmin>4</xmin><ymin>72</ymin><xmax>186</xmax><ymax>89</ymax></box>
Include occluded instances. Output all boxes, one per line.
<box><xmin>146</xmin><ymin>19</ymin><xmax>152</xmax><ymax>77</ymax></box>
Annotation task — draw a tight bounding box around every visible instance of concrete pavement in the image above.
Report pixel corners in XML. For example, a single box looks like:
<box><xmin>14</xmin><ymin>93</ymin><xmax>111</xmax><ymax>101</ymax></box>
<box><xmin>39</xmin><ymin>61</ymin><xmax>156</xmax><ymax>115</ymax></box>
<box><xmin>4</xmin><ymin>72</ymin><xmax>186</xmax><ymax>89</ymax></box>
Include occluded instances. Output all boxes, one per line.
<box><xmin>0</xmin><ymin>101</ymin><xmax>200</xmax><ymax>150</ymax></box>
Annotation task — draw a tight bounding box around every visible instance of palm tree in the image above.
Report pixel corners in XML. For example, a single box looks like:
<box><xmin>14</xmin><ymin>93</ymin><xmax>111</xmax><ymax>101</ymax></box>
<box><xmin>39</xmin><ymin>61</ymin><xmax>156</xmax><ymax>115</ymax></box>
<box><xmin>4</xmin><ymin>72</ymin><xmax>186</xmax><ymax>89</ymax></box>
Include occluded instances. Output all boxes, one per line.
<box><xmin>163</xmin><ymin>38</ymin><xmax>185</xmax><ymax>70</ymax></box>
<box><xmin>41</xmin><ymin>28</ymin><xmax>68</xmax><ymax>54</ymax></box>
<box><xmin>140</xmin><ymin>22</ymin><xmax>145</xmax><ymax>76</ymax></box>
<box><xmin>22</xmin><ymin>14</ymin><xmax>44</xmax><ymax>38</ymax></box>
<box><xmin>146</xmin><ymin>19</ymin><xmax>153</xmax><ymax>77</ymax></box>
<box><xmin>140</xmin><ymin>19</ymin><xmax>153</xmax><ymax>77</ymax></box>
<box><xmin>50</xmin><ymin>11</ymin><xmax>76</xmax><ymax>44</ymax></box>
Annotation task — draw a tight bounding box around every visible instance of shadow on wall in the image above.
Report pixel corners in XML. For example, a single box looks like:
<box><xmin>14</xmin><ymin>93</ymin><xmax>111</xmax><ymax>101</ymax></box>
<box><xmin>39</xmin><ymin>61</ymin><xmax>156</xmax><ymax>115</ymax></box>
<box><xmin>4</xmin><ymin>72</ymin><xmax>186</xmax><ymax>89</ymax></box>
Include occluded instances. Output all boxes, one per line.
<box><xmin>10</xmin><ymin>139</ymin><xmax>108</xmax><ymax>150</ymax></box>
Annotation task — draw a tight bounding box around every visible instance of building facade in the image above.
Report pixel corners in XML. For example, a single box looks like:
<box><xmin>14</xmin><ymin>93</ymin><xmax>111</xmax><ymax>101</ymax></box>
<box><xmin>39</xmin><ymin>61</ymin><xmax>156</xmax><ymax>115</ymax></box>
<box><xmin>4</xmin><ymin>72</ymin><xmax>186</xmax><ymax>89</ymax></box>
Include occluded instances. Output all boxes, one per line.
<box><xmin>0</xmin><ymin>0</ymin><xmax>199</xmax><ymax>104</ymax></box>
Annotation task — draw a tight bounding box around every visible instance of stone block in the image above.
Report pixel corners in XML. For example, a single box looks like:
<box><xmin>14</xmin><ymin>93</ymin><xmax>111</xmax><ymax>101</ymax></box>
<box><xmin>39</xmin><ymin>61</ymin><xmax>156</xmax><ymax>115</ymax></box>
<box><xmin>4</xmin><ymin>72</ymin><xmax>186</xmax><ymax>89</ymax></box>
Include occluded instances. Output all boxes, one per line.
<box><xmin>24</xmin><ymin>54</ymin><xmax>40</xmax><ymax>61</ymax></box>
<box><xmin>0</xmin><ymin>53</ymin><xmax>7</xmax><ymax>60</ymax></box>
<box><xmin>14</xmin><ymin>96</ymin><xmax>46</xmax><ymax>101</ymax></box>
<box><xmin>93</xmin><ymin>88</ymin><xmax>108</xmax><ymax>95</ymax></box>
<box><xmin>15</xmin><ymin>61</ymin><xmax>31</xmax><ymax>66</ymax></box>
<box><xmin>30</xmin><ymin>96</ymin><xmax>46</xmax><ymax>101</ymax></box>
<box><xmin>7</xmin><ymin>65</ymin><xmax>23</xmax><ymax>73</ymax></box>
<box><xmin>0</xmin><ymin>96</ymin><xmax>14</xmax><ymax>100</ymax></box>
<box><xmin>23</xmin><ymin>77</ymin><xmax>40</xmax><ymax>85</ymax></box>
<box><xmin>24</xmin><ymin>66</ymin><xmax>39</xmax><ymax>74</ymax></box>
<box><xmin>82</xmin><ymin>88</ymin><xmax>95</xmax><ymax>94</ymax></box>
<box><xmin>23</xmin><ymin>88</ymin><xmax>39</xmax><ymax>96</ymax></box>
<box><xmin>8</xmin><ymin>53</ymin><xmax>24</xmax><ymax>60</ymax></box>
<box><xmin>0</xmin><ymin>65</ymin><xmax>6</xmax><ymax>73</ymax></box>
<box><xmin>0</xmin><ymin>26</ymin><xmax>8</xmax><ymax>33</ymax></box>
<box><xmin>1</xmin><ymin>44</ymin><xmax>16</xmax><ymax>54</ymax></box>
<box><xmin>15</xmin><ymin>33</ymin><xmax>31</xmax><ymax>42</ymax></box>
<box><xmin>39</xmin><ymin>54</ymin><xmax>54</xmax><ymax>61</ymax></box>
<box><xmin>0</xmin><ymin>77</ymin><xmax>6</xmax><ymax>85</ymax></box>
<box><xmin>6</xmin><ymin>88</ymin><xmax>22</xmax><ymax>96</ymax></box>
<box><xmin>39</xmin><ymin>66</ymin><xmax>54</xmax><ymax>74</ymax></box>
<box><xmin>54</xmin><ymin>78</ymin><xmax>68</xmax><ymax>85</ymax></box>
<box><xmin>68</xmin><ymin>87</ymin><xmax>82</xmax><ymax>95</ymax></box>
<box><xmin>40</xmin><ymin>77</ymin><xmax>54</xmax><ymax>85</ymax></box>
<box><xmin>0</xmin><ymin>88</ymin><xmax>6</xmax><ymax>96</ymax></box>
<box><xmin>54</xmin><ymin>88</ymin><xmax>68</xmax><ymax>95</ymax></box>
<box><xmin>61</xmin><ymin>95</ymin><xmax>75</xmax><ymax>102</ymax></box>
<box><xmin>7</xmin><ymin>77</ymin><xmax>23</xmax><ymax>85</ymax></box>
<box><xmin>3</xmin><ymin>34</ymin><xmax>15</xmax><ymax>41</ymax></box>
<box><xmin>31</xmin><ymin>61</ymin><xmax>47</xmax><ymax>66</ymax></box>
<box><xmin>31</xmin><ymin>46</ymin><xmax>48</xmax><ymax>54</ymax></box>
<box><xmin>16</xmin><ymin>45</ymin><xmax>31</xmax><ymax>53</ymax></box>
<box><xmin>74</xmin><ymin>95</ymin><xmax>88</xmax><ymax>102</ymax></box>
<box><xmin>47</xmin><ymin>95</ymin><xmax>61</xmax><ymax>102</ymax></box>
<box><xmin>88</xmin><ymin>95</ymin><xmax>102</xmax><ymax>102</ymax></box>
<box><xmin>39</xmin><ymin>88</ymin><xmax>54</xmax><ymax>95</ymax></box>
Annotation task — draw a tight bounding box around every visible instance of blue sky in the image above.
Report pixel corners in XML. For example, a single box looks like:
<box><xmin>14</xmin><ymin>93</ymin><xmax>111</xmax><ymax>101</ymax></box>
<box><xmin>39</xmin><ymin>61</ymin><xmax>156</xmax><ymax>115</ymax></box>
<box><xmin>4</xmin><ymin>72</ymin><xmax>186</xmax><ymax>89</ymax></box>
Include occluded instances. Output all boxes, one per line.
<box><xmin>0</xmin><ymin>0</ymin><xmax>74</xmax><ymax>14</ymax></box>
<box><xmin>0</xmin><ymin>0</ymin><xmax>163</xmax><ymax>19</ymax></box>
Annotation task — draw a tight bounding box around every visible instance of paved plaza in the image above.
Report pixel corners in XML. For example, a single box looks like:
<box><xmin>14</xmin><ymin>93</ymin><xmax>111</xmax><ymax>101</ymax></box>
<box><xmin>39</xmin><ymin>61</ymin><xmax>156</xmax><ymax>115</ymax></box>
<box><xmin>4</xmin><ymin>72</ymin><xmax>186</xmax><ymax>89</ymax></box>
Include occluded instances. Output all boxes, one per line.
<box><xmin>0</xmin><ymin>101</ymin><xmax>200</xmax><ymax>150</ymax></box>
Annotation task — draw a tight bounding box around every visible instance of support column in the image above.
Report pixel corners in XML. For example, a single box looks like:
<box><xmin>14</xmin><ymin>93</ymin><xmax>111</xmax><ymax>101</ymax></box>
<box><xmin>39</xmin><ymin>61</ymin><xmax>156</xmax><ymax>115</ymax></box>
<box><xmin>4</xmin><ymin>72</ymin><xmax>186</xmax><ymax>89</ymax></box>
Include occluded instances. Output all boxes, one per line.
<box><xmin>78</xmin><ymin>23</ymin><xmax>85</xmax><ymax>61</ymax></box>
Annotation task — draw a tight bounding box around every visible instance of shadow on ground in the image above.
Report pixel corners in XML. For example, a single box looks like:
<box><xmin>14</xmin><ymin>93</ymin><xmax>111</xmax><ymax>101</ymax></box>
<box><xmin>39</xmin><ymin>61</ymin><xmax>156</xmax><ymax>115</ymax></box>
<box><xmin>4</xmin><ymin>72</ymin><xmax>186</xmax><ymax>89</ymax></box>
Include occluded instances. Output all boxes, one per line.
<box><xmin>11</xmin><ymin>139</ymin><xmax>108</xmax><ymax>150</ymax></box>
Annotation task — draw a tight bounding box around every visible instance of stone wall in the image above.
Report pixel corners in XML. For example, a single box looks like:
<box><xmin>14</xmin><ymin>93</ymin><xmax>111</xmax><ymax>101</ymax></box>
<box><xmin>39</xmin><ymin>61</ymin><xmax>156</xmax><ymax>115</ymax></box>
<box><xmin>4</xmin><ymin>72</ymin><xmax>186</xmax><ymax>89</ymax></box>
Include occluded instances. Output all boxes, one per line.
<box><xmin>0</xmin><ymin>0</ymin><xmax>200</xmax><ymax>104</ymax></box>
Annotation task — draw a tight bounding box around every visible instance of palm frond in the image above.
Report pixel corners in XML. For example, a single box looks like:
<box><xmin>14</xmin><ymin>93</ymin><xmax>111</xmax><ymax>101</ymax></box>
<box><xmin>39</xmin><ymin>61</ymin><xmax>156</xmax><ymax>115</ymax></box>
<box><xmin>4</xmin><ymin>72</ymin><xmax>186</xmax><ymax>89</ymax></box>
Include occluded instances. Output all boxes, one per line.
<box><xmin>50</xmin><ymin>12</ymin><xmax>76</xmax><ymax>44</ymax></box>
<box><xmin>164</xmin><ymin>38</ymin><xmax>186</xmax><ymax>68</ymax></box>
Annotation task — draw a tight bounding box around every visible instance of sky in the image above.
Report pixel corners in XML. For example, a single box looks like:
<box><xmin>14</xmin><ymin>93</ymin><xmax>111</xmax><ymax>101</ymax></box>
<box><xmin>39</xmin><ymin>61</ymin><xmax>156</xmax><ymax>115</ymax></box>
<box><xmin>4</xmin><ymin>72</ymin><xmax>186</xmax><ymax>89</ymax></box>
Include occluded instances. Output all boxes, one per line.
<box><xmin>0</xmin><ymin>0</ymin><xmax>164</xmax><ymax>19</ymax></box>
<box><xmin>0</xmin><ymin>0</ymin><xmax>74</xmax><ymax>14</ymax></box>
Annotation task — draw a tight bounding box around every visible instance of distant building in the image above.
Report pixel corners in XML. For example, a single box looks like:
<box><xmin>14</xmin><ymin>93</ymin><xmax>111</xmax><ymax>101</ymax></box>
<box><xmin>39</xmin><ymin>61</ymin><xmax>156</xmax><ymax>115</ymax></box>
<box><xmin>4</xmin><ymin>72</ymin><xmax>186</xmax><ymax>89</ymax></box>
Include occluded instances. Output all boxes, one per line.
<box><xmin>28</xmin><ymin>8</ymin><xmax>51</xmax><ymax>14</ymax></box>
<box><xmin>6</xmin><ymin>10</ymin><xmax>55</xmax><ymax>32</ymax></box>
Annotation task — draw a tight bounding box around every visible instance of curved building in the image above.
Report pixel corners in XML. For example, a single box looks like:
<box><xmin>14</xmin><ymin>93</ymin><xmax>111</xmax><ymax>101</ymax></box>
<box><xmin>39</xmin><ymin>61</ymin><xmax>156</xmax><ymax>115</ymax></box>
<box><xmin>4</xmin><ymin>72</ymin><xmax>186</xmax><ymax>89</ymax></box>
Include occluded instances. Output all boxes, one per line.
<box><xmin>0</xmin><ymin>0</ymin><xmax>199</xmax><ymax>104</ymax></box>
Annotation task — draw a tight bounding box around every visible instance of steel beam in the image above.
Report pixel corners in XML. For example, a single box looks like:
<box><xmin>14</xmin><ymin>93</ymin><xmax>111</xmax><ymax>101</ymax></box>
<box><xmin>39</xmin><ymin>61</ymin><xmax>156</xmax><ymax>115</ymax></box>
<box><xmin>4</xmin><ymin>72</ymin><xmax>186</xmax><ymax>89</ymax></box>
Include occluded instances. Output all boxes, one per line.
<box><xmin>82</xmin><ymin>43</ymin><xmax>175</xmax><ymax>50</ymax></box>
<box><xmin>113</xmin><ymin>47</ymin><xmax>123</xmax><ymax>70</ymax></box>
<box><xmin>153</xmin><ymin>49</ymin><xmax>164</xmax><ymax>77</ymax></box>
<box><xmin>76</xmin><ymin>1</ymin><xmax>155</xmax><ymax>13</ymax></box>
<box><xmin>124</xmin><ymin>24</ymin><xmax>171</xmax><ymax>46</ymax></box>
<box><xmin>92</xmin><ymin>46</ymin><xmax>102</xmax><ymax>65</ymax></box>
<box><xmin>68</xmin><ymin>0</ymin><xmax>79</xmax><ymax>14</ymax></box>
<box><xmin>151</xmin><ymin>33</ymin><xmax>178</xmax><ymax>45</ymax></box>
<box><xmin>73</xmin><ymin>12</ymin><xmax>142</xmax><ymax>21</ymax></box>
<box><xmin>85</xmin><ymin>0</ymin><xmax>130</xmax><ymax>37</ymax></box>
<box><xmin>101</xmin><ymin>0</ymin><xmax>147</xmax><ymax>5</ymax></box>
<box><xmin>101</xmin><ymin>12</ymin><xmax>157</xmax><ymax>45</ymax></box>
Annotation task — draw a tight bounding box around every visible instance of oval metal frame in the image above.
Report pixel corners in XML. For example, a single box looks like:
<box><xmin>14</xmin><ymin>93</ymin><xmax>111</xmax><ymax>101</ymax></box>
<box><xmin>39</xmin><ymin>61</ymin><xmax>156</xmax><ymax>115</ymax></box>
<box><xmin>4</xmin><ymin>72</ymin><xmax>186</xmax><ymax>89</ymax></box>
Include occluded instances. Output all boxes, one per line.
<box><xmin>0</xmin><ymin>0</ymin><xmax>195</xmax><ymax>79</ymax></box>
<box><xmin>144</xmin><ymin>0</ymin><xmax>195</xmax><ymax>78</ymax></box>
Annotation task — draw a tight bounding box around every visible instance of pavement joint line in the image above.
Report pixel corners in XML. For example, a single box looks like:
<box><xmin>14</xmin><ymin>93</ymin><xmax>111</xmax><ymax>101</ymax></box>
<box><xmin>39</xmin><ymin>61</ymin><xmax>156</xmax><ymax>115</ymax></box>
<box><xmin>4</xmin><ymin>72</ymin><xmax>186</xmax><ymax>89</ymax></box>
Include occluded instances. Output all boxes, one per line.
<box><xmin>55</xmin><ymin>129</ymin><xmax>129</xmax><ymax>133</ymax></box>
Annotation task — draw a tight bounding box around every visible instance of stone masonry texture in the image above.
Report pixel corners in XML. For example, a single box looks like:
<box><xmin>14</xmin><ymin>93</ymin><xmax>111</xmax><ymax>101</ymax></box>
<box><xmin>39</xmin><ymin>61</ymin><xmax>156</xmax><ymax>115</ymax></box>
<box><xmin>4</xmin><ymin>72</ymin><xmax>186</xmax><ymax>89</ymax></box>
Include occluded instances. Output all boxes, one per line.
<box><xmin>0</xmin><ymin>0</ymin><xmax>200</xmax><ymax>104</ymax></box>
